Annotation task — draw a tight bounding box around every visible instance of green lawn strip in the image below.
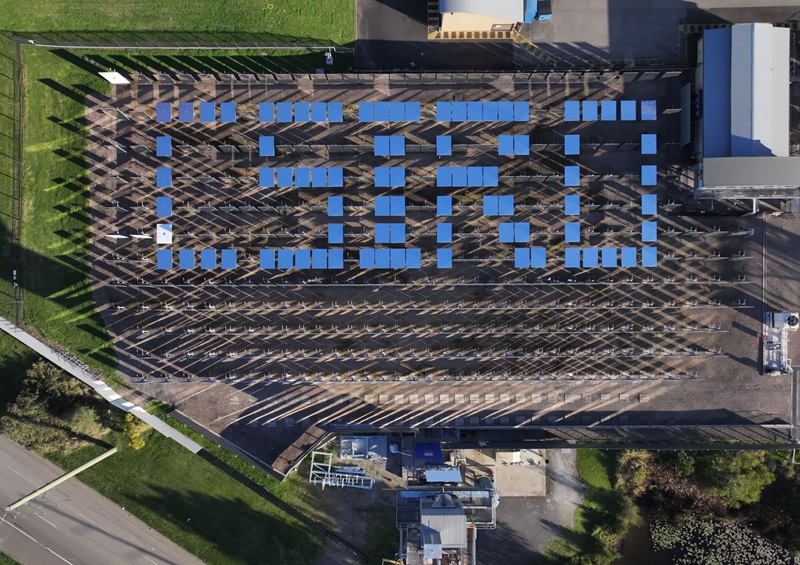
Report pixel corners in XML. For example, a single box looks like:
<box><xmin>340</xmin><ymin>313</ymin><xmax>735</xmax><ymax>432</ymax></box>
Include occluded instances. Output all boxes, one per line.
<box><xmin>576</xmin><ymin>448</ymin><xmax>616</xmax><ymax>490</ymax></box>
<box><xmin>47</xmin><ymin>429</ymin><xmax>323</xmax><ymax>565</ymax></box>
<box><xmin>0</xmin><ymin>35</ymin><xmax>19</xmax><ymax>320</ymax></box>
<box><xmin>0</xmin><ymin>551</ymin><xmax>21</xmax><ymax>565</ymax></box>
<box><xmin>0</xmin><ymin>0</ymin><xmax>354</xmax><ymax>44</ymax></box>
<box><xmin>0</xmin><ymin>332</ymin><xmax>38</xmax><ymax>410</ymax></box>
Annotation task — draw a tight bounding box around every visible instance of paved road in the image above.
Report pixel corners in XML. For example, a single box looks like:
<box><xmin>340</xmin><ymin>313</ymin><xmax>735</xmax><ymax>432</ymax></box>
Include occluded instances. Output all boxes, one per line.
<box><xmin>0</xmin><ymin>435</ymin><xmax>205</xmax><ymax>565</ymax></box>
<box><xmin>477</xmin><ymin>449</ymin><xmax>584</xmax><ymax>562</ymax></box>
<box><xmin>0</xmin><ymin>316</ymin><xmax>201</xmax><ymax>454</ymax></box>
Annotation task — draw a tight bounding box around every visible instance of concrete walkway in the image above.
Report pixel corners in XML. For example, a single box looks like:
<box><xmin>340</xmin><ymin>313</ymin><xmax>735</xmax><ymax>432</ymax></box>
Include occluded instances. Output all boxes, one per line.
<box><xmin>0</xmin><ymin>316</ymin><xmax>201</xmax><ymax>454</ymax></box>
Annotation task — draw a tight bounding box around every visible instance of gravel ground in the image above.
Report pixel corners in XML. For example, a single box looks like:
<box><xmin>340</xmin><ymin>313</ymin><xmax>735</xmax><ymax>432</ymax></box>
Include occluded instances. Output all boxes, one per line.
<box><xmin>477</xmin><ymin>449</ymin><xmax>585</xmax><ymax>562</ymax></box>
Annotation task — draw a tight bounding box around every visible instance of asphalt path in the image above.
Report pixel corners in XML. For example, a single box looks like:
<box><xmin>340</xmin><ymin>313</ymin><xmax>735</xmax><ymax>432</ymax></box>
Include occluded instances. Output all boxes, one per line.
<box><xmin>0</xmin><ymin>435</ymin><xmax>204</xmax><ymax>565</ymax></box>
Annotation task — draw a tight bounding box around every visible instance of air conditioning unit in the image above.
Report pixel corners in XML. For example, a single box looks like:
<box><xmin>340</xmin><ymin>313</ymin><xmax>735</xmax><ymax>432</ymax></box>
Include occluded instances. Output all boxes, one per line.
<box><xmin>772</xmin><ymin>312</ymin><xmax>800</xmax><ymax>331</ymax></box>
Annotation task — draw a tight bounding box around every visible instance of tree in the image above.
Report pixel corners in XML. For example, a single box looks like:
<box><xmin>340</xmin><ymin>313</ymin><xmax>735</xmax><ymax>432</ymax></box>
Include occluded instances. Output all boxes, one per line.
<box><xmin>674</xmin><ymin>451</ymin><xmax>695</xmax><ymax>477</ymax></box>
<box><xmin>123</xmin><ymin>413</ymin><xmax>150</xmax><ymax>450</ymax></box>
<box><xmin>694</xmin><ymin>451</ymin><xmax>775</xmax><ymax>508</ymax></box>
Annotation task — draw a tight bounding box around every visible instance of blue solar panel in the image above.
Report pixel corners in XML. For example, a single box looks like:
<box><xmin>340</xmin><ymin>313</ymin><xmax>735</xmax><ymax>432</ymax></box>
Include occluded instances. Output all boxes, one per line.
<box><xmin>513</xmin><ymin>101</ymin><xmax>529</xmax><ymax>122</ymax></box>
<box><xmin>375</xmin><ymin>248</ymin><xmax>391</xmax><ymax>269</ymax></box>
<box><xmin>328</xmin><ymin>224</ymin><xmax>344</xmax><ymax>243</ymax></box>
<box><xmin>360</xmin><ymin>248</ymin><xmax>375</xmax><ymax>268</ymax></box>
<box><xmin>498</xmin><ymin>101</ymin><xmax>514</xmax><ymax>121</ymax></box>
<box><xmin>601</xmin><ymin>100</ymin><xmax>617</xmax><ymax>121</ymax></box>
<box><xmin>437</xmin><ymin>248</ymin><xmax>452</xmax><ymax>268</ymax></box>
<box><xmin>328</xmin><ymin>248</ymin><xmax>344</xmax><ymax>269</ymax></box>
<box><xmin>258</xmin><ymin>102</ymin><xmax>274</xmax><ymax>122</ymax></box>
<box><xmin>405</xmin><ymin>102</ymin><xmax>421</xmax><ymax>122</ymax></box>
<box><xmin>328</xmin><ymin>196</ymin><xmax>344</xmax><ymax>216</ymax></box>
<box><xmin>156</xmin><ymin>136</ymin><xmax>172</xmax><ymax>157</ymax></box>
<box><xmin>564</xmin><ymin>134</ymin><xmax>580</xmax><ymax>156</ymax></box>
<box><xmin>564</xmin><ymin>166</ymin><xmax>580</xmax><ymax>187</ymax></box>
<box><xmin>277</xmin><ymin>167</ymin><xmax>293</xmax><ymax>187</ymax></box>
<box><xmin>515</xmin><ymin>248</ymin><xmax>530</xmax><ymax>268</ymax></box>
<box><xmin>582</xmin><ymin>100</ymin><xmax>598</xmax><ymax>121</ymax></box>
<box><xmin>260</xmin><ymin>167</ymin><xmax>274</xmax><ymax>188</ymax></box>
<box><xmin>483</xmin><ymin>101</ymin><xmax>498</xmax><ymax>121</ymax></box>
<box><xmin>259</xmin><ymin>136</ymin><xmax>275</xmax><ymax>157</ymax></box>
<box><xmin>620</xmin><ymin>100</ymin><xmax>637</xmax><ymax>121</ymax></box>
<box><xmin>621</xmin><ymin>247</ymin><xmax>637</xmax><ymax>267</ymax></box>
<box><xmin>311</xmin><ymin>102</ymin><xmax>326</xmax><ymax>122</ymax></box>
<box><xmin>451</xmin><ymin>167</ymin><xmax>467</xmax><ymax>187</ymax></box>
<box><xmin>498</xmin><ymin>195</ymin><xmax>514</xmax><ymax>216</ymax></box>
<box><xmin>220</xmin><ymin>102</ymin><xmax>236</xmax><ymax>123</ymax></box>
<box><xmin>156</xmin><ymin>102</ymin><xmax>172</xmax><ymax>122</ymax></box>
<box><xmin>200</xmin><ymin>249</ymin><xmax>216</xmax><ymax>270</ymax></box>
<box><xmin>514</xmin><ymin>135</ymin><xmax>530</xmax><ymax>156</ymax></box>
<box><xmin>641</xmin><ymin>194</ymin><xmax>657</xmax><ymax>215</ymax></box>
<box><xmin>156</xmin><ymin>249</ymin><xmax>172</xmax><ymax>270</ymax></box>
<box><xmin>295</xmin><ymin>249</ymin><xmax>311</xmax><ymax>269</ymax></box>
<box><xmin>437</xmin><ymin>196</ymin><xmax>452</xmax><ymax>216</ymax></box>
<box><xmin>260</xmin><ymin>249</ymin><xmax>275</xmax><ymax>269</ymax></box>
<box><xmin>641</xmin><ymin>100</ymin><xmax>657</xmax><ymax>121</ymax></box>
<box><xmin>437</xmin><ymin>135</ymin><xmax>452</xmax><ymax>156</ymax></box>
<box><xmin>390</xmin><ymin>167</ymin><xmax>405</xmax><ymax>187</ymax></box>
<box><xmin>437</xmin><ymin>222</ymin><xmax>452</xmax><ymax>243</ymax></box>
<box><xmin>375</xmin><ymin>196</ymin><xmax>391</xmax><ymax>217</ymax></box>
<box><xmin>390</xmin><ymin>136</ymin><xmax>405</xmax><ymax>156</ymax></box>
<box><xmin>565</xmin><ymin>248</ymin><xmax>581</xmax><ymax>268</ymax></box>
<box><xmin>374</xmin><ymin>135</ymin><xmax>390</xmax><ymax>156</ymax></box>
<box><xmin>564</xmin><ymin>100</ymin><xmax>580</xmax><ymax>121</ymax></box>
<box><xmin>375</xmin><ymin>102</ymin><xmax>390</xmax><ymax>122</ymax></box>
<box><xmin>565</xmin><ymin>194</ymin><xmax>580</xmax><ymax>216</ymax></box>
<box><xmin>483</xmin><ymin>167</ymin><xmax>499</xmax><ymax>187</ymax></box>
<box><xmin>312</xmin><ymin>248</ymin><xmax>328</xmax><ymax>268</ymax></box>
<box><xmin>451</xmin><ymin>101</ymin><xmax>467</xmax><ymax>122</ymax></box>
<box><xmin>277</xmin><ymin>102</ymin><xmax>293</xmax><ymax>122</ymax></box>
<box><xmin>406</xmin><ymin>248</ymin><xmax>421</xmax><ymax>268</ymax></box>
<box><xmin>437</xmin><ymin>168</ymin><xmax>452</xmax><ymax>187</ymax></box>
<box><xmin>437</xmin><ymin>101</ymin><xmax>452</xmax><ymax>121</ymax></box>
<box><xmin>376</xmin><ymin>167</ymin><xmax>390</xmax><ymax>187</ymax></box>
<box><xmin>311</xmin><ymin>167</ymin><xmax>327</xmax><ymax>188</ymax></box>
<box><xmin>199</xmin><ymin>102</ymin><xmax>215</xmax><ymax>123</ymax></box>
<box><xmin>498</xmin><ymin>223</ymin><xmax>514</xmax><ymax>243</ymax></box>
<box><xmin>221</xmin><ymin>249</ymin><xmax>237</xmax><ymax>269</ymax></box>
<box><xmin>328</xmin><ymin>101</ymin><xmax>343</xmax><ymax>122</ymax></box>
<box><xmin>467</xmin><ymin>166</ymin><xmax>482</xmax><ymax>187</ymax></box>
<box><xmin>498</xmin><ymin>135</ymin><xmax>514</xmax><ymax>156</ymax></box>
<box><xmin>277</xmin><ymin>248</ymin><xmax>293</xmax><ymax>269</ymax></box>
<box><xmin>641</xmin><ymin>247</ymin><xmax>657</xmax><ymax>267</ymax></box>
<box><xmin>582</xmin><ymin>247</ymin><xmax>599</xmax><ymax>268</ymax></box>
<box><xmin>179</xmin><ymin>102</ymin><xmax>193</xmax><ymax>122</ymax></box>
<box><xmin>483</xmin><ymin>195</ymin><xmax>499</xmax><ymax>216</ymax></box>
<box><xmin>328</xmin><ymin>167</ymin><xmax>343</xmax><ymax>187</ymax></box>
<box><xmin>391</xmin><ymin>248</ymin><xmax>405</xmax><ymax>268</ymax></box>
<box><xmin>565</xmin><ymin>222</ymin><xmax>580</xmax><ymax>242</ymax></box>
<box><xmin>390</xmin><ymin>223</ymin><xmax>405</xmax><ymax>243</ymax></box>
<box><xmin>531</xmin><ymin>248</ymin><xmax>547</xmax><ymax>268</ymax></box>
<box><xmin>467</xmin><ymin>101</ymin><xmax>482</xmax><ymax>122</ymax></box>
<box><xmin>390</xmin><ymin>195</ymin><xmax>405</xmax><ymax>216</ymax></box>
<box><xmin>156</xmin><ymin>167</ymin><xmax>172</xmax><ymax>188</ymax></box>
<box><xmin>359</xmin><ymin>102</ymin><xmax>375</xmax><ymax>122</ymax></box>
<box><xmin>642</xmin><ymin>222</ymin><xmax>658</xmax><ymax>242</ymax></box>
<box><xmin>601</xmin><ymin>247</ymin><xmax>617</xmax><ymax>267</ymax></box>
<box><xmin>389</xmin><ymin>102</ymin><xmax>404</xmax><ymax>122</ymax></box>
<box><xmin>641</xmin><ymin>133</ymin><xmax>657</xmax><ymax>155</ymax></box>
<box><xmin>375</xmin><ymin>224</ymin><xmax>390</xmax><ymax>244</ymax></box>
<box><xmin>295</xmin><ymin>167</ymin><xmax>311</xmax><ymax>188</ymax></box>
<box><xmin>294</xmin><ymin>102</ymin><xmax>310</xmax><ymax>122</ymax></box>
<box><xmin>179</xmin><ymin>249</ymin><xmax>194</xmax><ymax>270</ymax></box>
<box><xmin>156</xmin><ymin>196</ymin><xmax>172</xmax><ymax>217</ymax></box>
<box><xmin>514</xmin><ymin>222</ymin><xmax>530</xmax><ymax>243</ymax></box>
<box><xmin>642</xmin><ymin>165</ymin><xmax>657</xmax><ymax>186</ymax></box>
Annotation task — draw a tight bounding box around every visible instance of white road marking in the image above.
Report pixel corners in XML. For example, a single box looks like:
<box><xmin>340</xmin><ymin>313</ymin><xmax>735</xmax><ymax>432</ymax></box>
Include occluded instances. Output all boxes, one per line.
<box><xmin>0</xmin><ymin>514</ymin><xmax>74</xmax><ymax>564</ymax></box>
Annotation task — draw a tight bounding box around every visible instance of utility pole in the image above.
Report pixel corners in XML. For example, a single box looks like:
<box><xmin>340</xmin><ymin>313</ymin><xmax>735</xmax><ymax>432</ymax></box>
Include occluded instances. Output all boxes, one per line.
<box><xmin>4</xmin><ymin>447</ymin><xmax>117</xmax><ymax>512</ymax></box>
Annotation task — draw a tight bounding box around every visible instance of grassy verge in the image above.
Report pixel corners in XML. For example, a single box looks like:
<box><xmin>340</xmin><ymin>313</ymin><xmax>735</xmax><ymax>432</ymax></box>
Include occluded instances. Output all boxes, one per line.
<box><xmin>0</xmin><ymin>551</ymin><xmax>21</xmax><ymax>565</ymax></box>
<box><xmin>0</xmin><ymin>0</ymin><xmax>354</xmax><ymax>44</ymax></box>
<box><xmin>0</xmin><ymin>34</ymin><xmax>18</xmax><ymax>320</ymax></box>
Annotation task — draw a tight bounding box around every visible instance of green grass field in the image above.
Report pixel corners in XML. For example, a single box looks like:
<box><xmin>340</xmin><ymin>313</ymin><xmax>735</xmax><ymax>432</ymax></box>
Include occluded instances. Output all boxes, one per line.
<box><xmin>0</xmin><ymin>0</ymin><xmax>354</xmax><ymax>44</ymax></box>
<box><xmin>0</xmin><ymin>551</ymin><xmax>21</xmax><ymax>565</ymax></box>
<box><xmin>576</xmin><ymin>448</ymin><xmax>617</xmax><ymax>491</ymax></box>
<box><xmin>49</xmin><ymin>430</ymin><xmax>323</xmax><ymax>565</ymax></box>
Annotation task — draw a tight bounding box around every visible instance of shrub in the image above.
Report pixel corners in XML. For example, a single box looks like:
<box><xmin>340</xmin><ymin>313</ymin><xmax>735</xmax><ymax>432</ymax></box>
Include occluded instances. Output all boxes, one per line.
<box><xmin>123</xmin><ymin>413</ymin><xmax>151</xmax><ymax>450</ymax></box>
